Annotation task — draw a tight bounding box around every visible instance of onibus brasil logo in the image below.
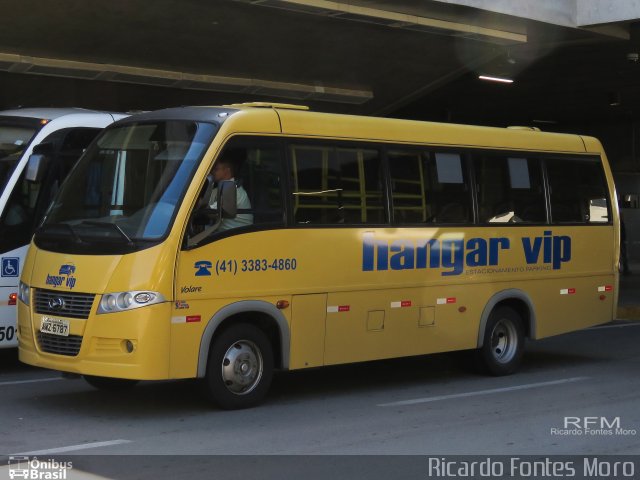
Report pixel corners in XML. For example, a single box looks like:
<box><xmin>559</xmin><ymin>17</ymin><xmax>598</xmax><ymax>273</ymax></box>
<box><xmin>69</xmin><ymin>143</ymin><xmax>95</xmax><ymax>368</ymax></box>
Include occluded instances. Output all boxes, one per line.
<box><xmin>8</xmin><ymin>456</ymin><xmax>73</xmax><ymax>479</ymax></box>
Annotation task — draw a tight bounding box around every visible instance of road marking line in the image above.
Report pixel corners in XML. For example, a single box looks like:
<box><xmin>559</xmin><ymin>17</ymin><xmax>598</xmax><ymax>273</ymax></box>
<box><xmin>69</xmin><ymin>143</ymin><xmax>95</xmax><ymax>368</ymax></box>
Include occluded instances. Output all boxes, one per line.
<box><xmin>0</xmin><ymin>377</ymin><xmax>63</xmax><ymax>387</ymax></box>
<box><xmin>13</xmin><ymin>439</ymin><xmax>132</xmax><ymax>455</ymax></box>
<box><xmin>378</xmin><ymin>376</ymin><xmax>589</xmax><ymax>407</ymax></box>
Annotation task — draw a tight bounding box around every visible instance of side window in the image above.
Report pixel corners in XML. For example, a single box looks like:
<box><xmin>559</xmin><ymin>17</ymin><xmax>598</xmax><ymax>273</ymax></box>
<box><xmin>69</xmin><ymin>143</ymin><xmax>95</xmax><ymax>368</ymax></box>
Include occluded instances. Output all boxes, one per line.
<box><xmin>189</xmin><ymin>137</ymin><xmax>285</xmax><ymax>240</ymax></box>
<box><xmin>547</xmin><ymin>157</ymin><xmax>609</xmax><ymax>223</ymax></box>
<box><xmin>389</xmin><ymin>150</ymin><xmax>471</xmax><ymax>224</ymax></box>
<box><xmin>474</xmin><ymin>155</ymin><xmax>546</xmax><ymax>223</ymax></box>
<box><xmin>388</xmin><ymin>151</ymin><xmax>427</xmax><ymax>223</ymax></box>
<box><xmin>290</xmin><ymin>144</ymin><xmax>384</xmax><ymax>225</ymax></box>
<box><xmin>237</xmin><ymin>144</ymin><xmax>285</xmax><ymax>226</ymax></box>
<box><xmin>426</xmin><ymin>152</ymin><xmax>472</xmax><ymax>223</ymax></box>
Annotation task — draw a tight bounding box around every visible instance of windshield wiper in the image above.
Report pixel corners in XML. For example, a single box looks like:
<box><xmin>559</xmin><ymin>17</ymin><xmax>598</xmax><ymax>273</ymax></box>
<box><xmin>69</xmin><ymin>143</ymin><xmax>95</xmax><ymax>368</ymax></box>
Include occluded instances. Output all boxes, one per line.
<box><xmin>80</xmin><ymin>221</ymin><xmax>136</xmax><ymax>246</ymax></box>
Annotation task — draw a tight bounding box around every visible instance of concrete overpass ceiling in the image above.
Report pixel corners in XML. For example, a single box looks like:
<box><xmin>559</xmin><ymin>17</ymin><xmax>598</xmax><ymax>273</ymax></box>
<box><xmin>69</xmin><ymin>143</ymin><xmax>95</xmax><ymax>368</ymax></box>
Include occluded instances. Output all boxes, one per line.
<box><xmin>0</xmin><ymin>0</ymin><xmax>636</xmax><ymax>128</ymax></box>
<box><xmin>395</xmin><ymin>31</ymin><xmax>640</xmax><ymax>127</ymax></box>
<box><xmin>0</xmin><ymin>0</ymin><xmax>497</xmax><ymax>109</ymax></box>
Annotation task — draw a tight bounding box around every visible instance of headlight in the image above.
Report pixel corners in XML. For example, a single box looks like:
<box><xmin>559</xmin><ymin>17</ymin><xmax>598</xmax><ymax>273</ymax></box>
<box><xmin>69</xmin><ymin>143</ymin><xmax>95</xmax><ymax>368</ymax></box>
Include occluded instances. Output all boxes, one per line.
<box><xmin>18</xmin><ymin>281</ymin><xmax>30</xmax><ymax>306</ymax></box>
<box><xmin>97</xmin><ymin>290</ymin><xmax>164</xmax><ymax>314</ymax></box>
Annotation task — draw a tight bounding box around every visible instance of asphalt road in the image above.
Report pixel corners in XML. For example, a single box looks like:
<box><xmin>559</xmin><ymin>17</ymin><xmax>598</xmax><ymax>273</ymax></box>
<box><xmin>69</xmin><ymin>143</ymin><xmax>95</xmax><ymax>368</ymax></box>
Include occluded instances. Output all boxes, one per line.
<box><xmin>1</xmin><ymin>321</ymin><xmax>639</xmax><ymax>479</ymax></box>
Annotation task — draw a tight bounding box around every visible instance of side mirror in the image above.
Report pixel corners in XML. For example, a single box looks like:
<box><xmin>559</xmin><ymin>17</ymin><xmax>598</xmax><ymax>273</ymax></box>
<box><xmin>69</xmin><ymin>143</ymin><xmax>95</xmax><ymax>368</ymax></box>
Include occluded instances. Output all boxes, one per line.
<box><xmin>25</xmin><ymin>142</ymin><xmax>55</xmax><ymax>182</ymax></box>
<box><xmin>25</xmin><ymin>153</ymin><xmax>49</xmax><ymax>182</ymax></box>
<box><xmin>217</xmin><ymin>180</ymin><xmax>237</xmax><ymax>219</ymax></box>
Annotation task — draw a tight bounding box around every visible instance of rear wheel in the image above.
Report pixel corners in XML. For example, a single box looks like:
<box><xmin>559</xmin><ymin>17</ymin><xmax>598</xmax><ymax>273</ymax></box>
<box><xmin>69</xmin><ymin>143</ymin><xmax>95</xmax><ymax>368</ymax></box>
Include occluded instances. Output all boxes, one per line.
<box><xmin>476</xmin><ymin>306</ymin><xmax>525</xmax><ymax>376</ymax></box>
<box><xmin>83</xmin><ymin>375</ymin><xmax>139</xmax><ymax>391</ymax></box>
<box><xmin>202</xmin><ymin>323</ymin><xmax>274</xmax><ymax>409</ymax></box>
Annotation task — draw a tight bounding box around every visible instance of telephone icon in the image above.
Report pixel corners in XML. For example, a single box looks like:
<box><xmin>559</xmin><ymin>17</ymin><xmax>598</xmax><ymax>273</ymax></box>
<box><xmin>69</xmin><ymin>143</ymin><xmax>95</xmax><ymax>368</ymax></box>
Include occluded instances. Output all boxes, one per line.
<box><xmin>194</xmin><ymin>260</ymin><xmax>213</xmax><ymax>276</ymax></box>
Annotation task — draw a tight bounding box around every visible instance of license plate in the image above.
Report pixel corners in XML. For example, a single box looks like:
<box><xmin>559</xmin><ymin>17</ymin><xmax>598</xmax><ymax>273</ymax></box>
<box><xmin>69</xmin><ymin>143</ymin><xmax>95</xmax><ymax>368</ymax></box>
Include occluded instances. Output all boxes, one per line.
<box><xmin>40</xmin><ymin>317</ymin><xmax>70</xmax><ymax>337</ymax></box>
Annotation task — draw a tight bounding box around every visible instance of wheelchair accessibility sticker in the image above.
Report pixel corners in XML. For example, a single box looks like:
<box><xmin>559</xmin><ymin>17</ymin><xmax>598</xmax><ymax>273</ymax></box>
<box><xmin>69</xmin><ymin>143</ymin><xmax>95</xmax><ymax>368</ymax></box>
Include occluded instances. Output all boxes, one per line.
<box><xmin>1</xmin><ymin>257</ymin><xmax>19</xmax><ymax>278</ymax></box>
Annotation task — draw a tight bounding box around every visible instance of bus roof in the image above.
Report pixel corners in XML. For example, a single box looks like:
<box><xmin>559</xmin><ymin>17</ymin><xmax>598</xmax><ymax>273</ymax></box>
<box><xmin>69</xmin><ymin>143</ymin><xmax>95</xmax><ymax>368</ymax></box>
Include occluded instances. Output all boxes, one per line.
<box><xmin>117</xmin><ymin>103</ymin><xmax>594</xmax><ymax>154</ymax></box>
<box><xmin>0</xmin><ymin>107</ymin><xmax>119</xmax><ymax>122</ymax></box>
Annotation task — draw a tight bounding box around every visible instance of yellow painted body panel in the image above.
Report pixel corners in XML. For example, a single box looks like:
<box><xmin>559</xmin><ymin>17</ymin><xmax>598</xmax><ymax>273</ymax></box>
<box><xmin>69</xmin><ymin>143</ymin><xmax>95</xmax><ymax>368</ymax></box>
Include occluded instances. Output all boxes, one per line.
<box><xmin>278</xmin><ymin>110</ymin><xmax>588</xmax><ymax>152</ymax></box>
<box><xmin>17</xmin><ymin>105</ymin><xmax>619</xmax><ymax>381</ymax></box>
<box><xmin>173</xmin><ymin>225</ymin><xmax>615</xmax><ymax>370</ymax></box>
<box><xmin>18</xmin><ymin>242</ymin><xmax>178</xmax><ymax>379</ymax></box>
<box><xmin>290</xmin><ymin>294</ymin><xmax>326</xmax><ymax>369</ymax></box>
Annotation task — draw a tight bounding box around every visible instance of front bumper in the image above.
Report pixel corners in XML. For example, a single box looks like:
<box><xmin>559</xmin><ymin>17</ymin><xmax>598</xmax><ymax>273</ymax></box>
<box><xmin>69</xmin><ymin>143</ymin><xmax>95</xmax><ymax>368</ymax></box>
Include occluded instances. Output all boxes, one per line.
<box><xmin>18</xmin><ymin>299</ymin><xmax>172</xmax><ymax>380</ymax></box>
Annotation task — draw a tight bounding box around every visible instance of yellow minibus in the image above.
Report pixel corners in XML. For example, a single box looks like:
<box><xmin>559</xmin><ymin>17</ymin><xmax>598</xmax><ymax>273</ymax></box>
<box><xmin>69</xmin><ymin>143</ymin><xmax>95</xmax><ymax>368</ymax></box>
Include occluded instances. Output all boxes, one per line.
<box><xmin>18</xmin><ymin>103</ymin><xmax>619</xmax><ymax>408</ymax></box>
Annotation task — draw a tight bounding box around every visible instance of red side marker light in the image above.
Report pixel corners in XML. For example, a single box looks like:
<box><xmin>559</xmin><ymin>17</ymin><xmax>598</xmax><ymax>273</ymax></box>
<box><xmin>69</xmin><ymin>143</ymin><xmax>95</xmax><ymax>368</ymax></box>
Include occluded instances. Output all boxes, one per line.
<box><xmin>276</xmin><ymin>300</ymin><xmax>290</xmax><ymax>310</ymax></box>
<box><xmin>9</xmin><ymin>293</ymin><xmax>17</xmax><ymax>306</ymax></box>
<box><xmin>186</xmin><ymin>315</ymin><xmax>201</xmax><ymax>323</ymax></box>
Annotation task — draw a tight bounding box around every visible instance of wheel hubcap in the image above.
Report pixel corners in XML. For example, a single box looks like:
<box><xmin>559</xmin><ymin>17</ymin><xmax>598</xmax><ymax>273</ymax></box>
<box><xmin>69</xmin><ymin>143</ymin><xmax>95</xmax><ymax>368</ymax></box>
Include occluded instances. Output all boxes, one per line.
<box><xmin>490</xmin><ymin>319</ymin><xmax>517</xmax><ymax>364</ymax></box>
<box><xmin>221</xmin><ymin>340</ymin><xmax>263</xmax><ymax>395</ymax></box>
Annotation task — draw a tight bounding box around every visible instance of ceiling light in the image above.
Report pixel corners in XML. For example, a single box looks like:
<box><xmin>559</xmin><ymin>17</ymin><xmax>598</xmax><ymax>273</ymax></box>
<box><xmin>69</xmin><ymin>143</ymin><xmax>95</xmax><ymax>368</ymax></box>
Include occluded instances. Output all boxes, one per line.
<box><xmin>478</xmin><ymin>75</ymin><xmax>513</xmax><ymax>84</ymax></box>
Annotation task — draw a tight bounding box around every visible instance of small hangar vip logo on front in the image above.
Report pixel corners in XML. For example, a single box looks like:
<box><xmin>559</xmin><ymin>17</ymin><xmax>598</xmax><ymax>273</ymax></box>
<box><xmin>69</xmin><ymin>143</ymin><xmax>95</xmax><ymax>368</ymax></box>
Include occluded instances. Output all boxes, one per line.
<box><xmin>551</xmin><ymin>416</ymin><xmax>637</xmax><ymax>436</ymax></box>
<box><xmin>45</xmin><ymin>263</ymin><xmax>77</xmax><ymax>289</ymax></box>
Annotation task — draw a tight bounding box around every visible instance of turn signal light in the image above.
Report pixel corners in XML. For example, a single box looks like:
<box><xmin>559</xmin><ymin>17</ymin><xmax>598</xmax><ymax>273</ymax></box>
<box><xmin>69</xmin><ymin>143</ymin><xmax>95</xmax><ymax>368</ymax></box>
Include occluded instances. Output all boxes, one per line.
<box><xmin>276</xmin><ymin>300</ymin><xmax>290</xmax><ymax>309</ymax></box>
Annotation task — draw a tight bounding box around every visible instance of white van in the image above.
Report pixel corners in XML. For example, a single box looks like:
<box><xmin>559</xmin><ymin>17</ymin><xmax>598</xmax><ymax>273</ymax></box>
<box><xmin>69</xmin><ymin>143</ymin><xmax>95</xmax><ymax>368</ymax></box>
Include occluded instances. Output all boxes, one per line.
<box><xmin>0</xmin><ymin>108</ymin><xmax>126</xmax><ymax>348</ymax></box>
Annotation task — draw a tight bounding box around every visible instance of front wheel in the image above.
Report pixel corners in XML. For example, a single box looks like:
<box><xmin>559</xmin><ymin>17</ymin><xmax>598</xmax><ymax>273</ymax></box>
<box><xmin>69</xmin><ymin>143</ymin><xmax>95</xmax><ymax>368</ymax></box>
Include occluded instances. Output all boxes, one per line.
<box><xmin>202</xmin><ymin>323</ymin><xmax>274</xmax><ymax>409</ymax></box>
<box><xmin>476</xmin><ymin>306</ymin><xmax>525</xmax><ymax>376</ymax></box>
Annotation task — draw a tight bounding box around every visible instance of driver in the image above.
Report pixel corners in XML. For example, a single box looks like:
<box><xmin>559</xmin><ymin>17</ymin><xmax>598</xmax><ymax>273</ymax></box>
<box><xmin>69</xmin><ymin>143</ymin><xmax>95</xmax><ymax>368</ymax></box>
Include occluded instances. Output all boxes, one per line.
<box><xmin>208</xmin><ymin>156</ymin><xmax>253</xmax><ymax>231</ymax></box>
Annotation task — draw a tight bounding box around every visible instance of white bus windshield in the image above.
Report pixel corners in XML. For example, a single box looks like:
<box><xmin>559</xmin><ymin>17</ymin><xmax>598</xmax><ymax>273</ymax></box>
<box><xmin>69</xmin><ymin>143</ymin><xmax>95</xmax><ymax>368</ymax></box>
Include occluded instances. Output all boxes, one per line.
<box><xmin>0</xmin><ymin>121</ymin><xmax>41</xmax><ymax>191</ymax></box>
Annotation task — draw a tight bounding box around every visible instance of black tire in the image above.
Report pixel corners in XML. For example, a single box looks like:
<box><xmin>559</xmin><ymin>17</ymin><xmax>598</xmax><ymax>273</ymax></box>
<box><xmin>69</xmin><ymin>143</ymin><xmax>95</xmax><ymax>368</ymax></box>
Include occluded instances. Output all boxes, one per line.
<box><xmin>476</xmin><ymin>306</ymin><xmax>525</xmax><ymax>376</ymax></box>
<box><xmin>202</xmin><ymin>323</ymin><xmax>274</xmax><ymax>409</ymax></box>
<box><xmin>83</xmin><ymin>375</ymin><xmax>139</xmax><ymax>391</ymax></box>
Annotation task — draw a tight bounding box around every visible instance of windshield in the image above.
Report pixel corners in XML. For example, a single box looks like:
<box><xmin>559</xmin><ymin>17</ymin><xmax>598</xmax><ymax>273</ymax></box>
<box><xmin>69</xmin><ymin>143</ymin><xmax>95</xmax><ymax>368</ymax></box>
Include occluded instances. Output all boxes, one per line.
<box><xmin>36</xmin><ymin>120</ymin><xmax>217</xmax><ymax>254</ymax></box>
<box><xmin>0</xmin><ymin>119</ymin><xmax>42</xmax><ymax>191</ymax></box>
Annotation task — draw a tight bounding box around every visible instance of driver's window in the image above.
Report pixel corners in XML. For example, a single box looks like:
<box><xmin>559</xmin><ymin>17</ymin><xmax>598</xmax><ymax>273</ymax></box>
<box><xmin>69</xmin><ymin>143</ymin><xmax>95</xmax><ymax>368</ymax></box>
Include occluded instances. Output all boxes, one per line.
<box><xmin>188</xmin><ymin>137</ymin><xmax>285</xmax><ymax>244</ymax></box>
